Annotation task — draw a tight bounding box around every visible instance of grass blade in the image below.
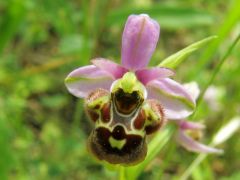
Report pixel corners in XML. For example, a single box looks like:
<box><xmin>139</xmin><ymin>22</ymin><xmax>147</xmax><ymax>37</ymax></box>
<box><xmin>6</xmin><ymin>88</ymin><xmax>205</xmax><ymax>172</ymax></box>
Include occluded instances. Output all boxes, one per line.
<box><xmin>196</xmin><ymin>33</ymin><xmax>240</xmax><ymax>107</ymax></box>
<box><xmin>158</xmin><ymin>36</ymin><xmax>217</xmax><ymax>69</ymax></box>
<box><xmin>190</xmin><ymin>0</ymin><xmax>240</xmax><ymax>78</ymax></box>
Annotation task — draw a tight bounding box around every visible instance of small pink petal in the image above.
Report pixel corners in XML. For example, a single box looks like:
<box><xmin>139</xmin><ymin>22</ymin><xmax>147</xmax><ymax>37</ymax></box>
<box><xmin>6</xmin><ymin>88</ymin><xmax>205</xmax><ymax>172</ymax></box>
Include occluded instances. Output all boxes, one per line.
<box><xmin>178</xmin><ymin>120</ymin><xmax>205</xmax><ymax>130</ymax></box>
<box><xmin>92</xmin><ymin>58</ymin><xmax>128</xmax><ymax>79</ymax></box>
<box><xmin>176</xmin><ymin>130</ymin><xmax>223</xmax><ymax>154</ymax></box>
<box><xmin>136</xmin><ymin>67</ymin><xmax>174</xmax><ymax>85</ymax></box>
<box><xmin>121</xmin><ymin>14</ymin><xmax>160</xmax><ymax>70</ymax></box>
<box><xmin>147</xmin><ymin>78</ymin><xmax>196</xmax><ymax>119</ymax></box>
<box><xmin>65</xmin><ymin>65</ymin><xmax>113</xmax><ymax>98</ymax></box>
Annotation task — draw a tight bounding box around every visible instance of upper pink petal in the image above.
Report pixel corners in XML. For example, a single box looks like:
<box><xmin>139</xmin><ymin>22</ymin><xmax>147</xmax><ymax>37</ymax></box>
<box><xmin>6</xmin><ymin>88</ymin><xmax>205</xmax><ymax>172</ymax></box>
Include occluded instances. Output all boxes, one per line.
<box><xmin>65</xmin><ymin>65</ymin><xmax>113</xmax><ymax>98</ymax></box>
<box><xmin>121</xmin><ymin>14</ymin><xmax>160</xmax><ymax>70</ymax></box>
<box><xmin>92</xmin><ymin>58</ymin><xmax>128</xmax><ymax>79</ymax></box>
<box><xmin>135</xmin><ymin>67</ymin><xmax>174</xmax><ymax>85</ymax></box>
<box><xmin>176</xmin><ymin>129</ymin><xmax>223</xmax><ymax>154</ymax></box>
<box><xmin>147</xmin><ymin>78</ymin><xmax>196</xmax><ymax>119</ymax></box>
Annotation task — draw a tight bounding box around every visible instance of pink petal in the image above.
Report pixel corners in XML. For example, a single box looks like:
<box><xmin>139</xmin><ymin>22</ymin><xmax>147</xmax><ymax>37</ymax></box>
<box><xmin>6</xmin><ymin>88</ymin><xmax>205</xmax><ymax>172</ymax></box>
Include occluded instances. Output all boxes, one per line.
<box><xmin>65</xmin><ymin>65</ymin><xmax>113</xmax><ymax>98</ymax></box>
<box><xmin>92</xmin><ymin>58</ymin><xmax>128</xmax><ymax>79</ymax></box>
<box><xmin>121</xmin><ymin>14</ymin><xmax>160</xmax><ymax>70</ymax></box>
<box><xmin>147</xmin><ymin>78</ymin><xmax>196</xmax><ymax>119</ymax></box>
<box><xmin>176</xmin><ymin>130</ymin><xmax>223</xmax><ymax>154</ymax></box>
<box><xmin>135</xmin><ymin>67</ymin><xmax>174</xmax><ymax>85</ymax></box>
<box><xmin>178</xmin><ymin>120</ymin><xmax>205</xmax><ymax>130</ymax></box>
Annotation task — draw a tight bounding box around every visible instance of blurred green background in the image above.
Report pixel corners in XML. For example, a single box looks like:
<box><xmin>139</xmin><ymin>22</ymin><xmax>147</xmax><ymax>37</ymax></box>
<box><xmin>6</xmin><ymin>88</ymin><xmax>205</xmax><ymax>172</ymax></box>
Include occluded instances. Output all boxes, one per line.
<box><xmin>0</xmin><ymin>0</ymin><xmax>240</xmax><ymax>179</ymax></box>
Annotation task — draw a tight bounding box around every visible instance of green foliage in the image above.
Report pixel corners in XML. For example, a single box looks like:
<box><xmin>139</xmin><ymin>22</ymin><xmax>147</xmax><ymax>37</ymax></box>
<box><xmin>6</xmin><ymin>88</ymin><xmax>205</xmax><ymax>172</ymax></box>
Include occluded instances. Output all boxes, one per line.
<box><xmin>191</xmin><ymin>0</ymin><xmax>240</xmax><ymax>78</ymax></box>
<box><xmin>0</xmin><ymin>0</ymin><xmax>27</xmax><ymax>54</ymax></box>
<box><xmin>106</xmin><ymin>5</ymin><xmax>214</xmax><ymax>29</ymax></box>
<box><xmin>159</xmin><ymin>36</ymin><xmax>217</xmax><ymax>69</ymax></box>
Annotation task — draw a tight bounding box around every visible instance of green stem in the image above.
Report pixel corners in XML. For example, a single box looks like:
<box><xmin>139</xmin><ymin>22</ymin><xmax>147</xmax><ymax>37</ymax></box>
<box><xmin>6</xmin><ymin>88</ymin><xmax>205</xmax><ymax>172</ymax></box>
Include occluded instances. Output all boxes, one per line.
<box><xmin>181</xmin><ymin>34</ymin><xmax>240</xmax><ymax>180</ymax></box>
<box><xmin>197</xmin><ymin>33</ymin><xmax>240</xmax><ymax>105</ymax></box>
<box><xmin>119</xmin><ymin>166</ymin><xmax>126</xmax><ymax>180</ymax></box>
<box><xmin>179</xmin><ymin>153</ymin><xmax>206</xmax><ymax>180</ymax></box>
<box><xmin>190</xmin><ymin>0</ymin><xmax>240</xmax><ymax>79</ymax></box>
<box><xmin>192</xmin><ymin>33</ymin><xmax>240</xmax><ymax>118</ymax></box>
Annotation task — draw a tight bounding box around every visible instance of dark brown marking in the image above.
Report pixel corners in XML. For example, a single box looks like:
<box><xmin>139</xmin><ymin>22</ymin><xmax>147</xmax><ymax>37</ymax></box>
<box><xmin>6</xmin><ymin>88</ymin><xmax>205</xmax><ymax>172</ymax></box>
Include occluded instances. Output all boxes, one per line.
<box><xmin>94</xmin><ymin>104</ymin><xmax>100</xmax><ymax>110</ymax></box>
<box><xmin>113</xmin><ymin>89</ymin><xmax>143</xmax><ymax>114</ymax></box>
<box><xmin>85</xmin><ymin>88</ymin><xmax>110</xmax><ymax>123</ymax></box>
<box><xmin>86</xmin><ymin>108</ymin><xmax>99</xmax><ymax>122</ymax></box>
<box><xmin>145</xmin><ymin>122</ymin><xmax>161</xmax><ymax>135</ymax></box>
<box><xmin>87</xmin><ymin>126</ymin><xmax>147</xmax><ymax>165</ymax></box>
<box><xmin>112</xmin><ymin>125</ymin><xmax>125</xmax><ymax>140</ymax></box>
<box><xmin>101</xmin><ymin>103</ymin><xmax>111</xmax><ymax>123</ymax></box>
<box><xmin>133</xmin><ymin>109</ymin><xmax>146</xmax><ymax>130</ymax></box>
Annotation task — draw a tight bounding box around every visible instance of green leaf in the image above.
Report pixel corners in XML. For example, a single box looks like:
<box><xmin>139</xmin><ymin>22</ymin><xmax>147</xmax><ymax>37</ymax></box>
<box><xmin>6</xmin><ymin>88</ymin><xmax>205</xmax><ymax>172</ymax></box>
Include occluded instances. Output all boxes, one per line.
<box><xmin>125</xmin><ymin>126</ymin><xmax>174</xmax><ymax>180</ymax></box>
<box><xmin>158</xmin><ymin>36</ymin><xmax>217</xmax><ymax>69</ymax></box>
<box><xmin>106</xmin><ymin>5</ymin><xmax>214</xmax><ymax>29</ymax></box>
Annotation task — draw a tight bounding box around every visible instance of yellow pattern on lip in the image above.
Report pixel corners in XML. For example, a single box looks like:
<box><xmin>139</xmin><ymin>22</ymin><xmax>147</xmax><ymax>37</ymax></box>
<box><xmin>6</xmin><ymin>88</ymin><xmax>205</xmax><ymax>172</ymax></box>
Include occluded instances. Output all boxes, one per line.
<box><xmin>109</xmin><ymin>136</ymin><xmax>126</xmax><ymax>150</ymax></box>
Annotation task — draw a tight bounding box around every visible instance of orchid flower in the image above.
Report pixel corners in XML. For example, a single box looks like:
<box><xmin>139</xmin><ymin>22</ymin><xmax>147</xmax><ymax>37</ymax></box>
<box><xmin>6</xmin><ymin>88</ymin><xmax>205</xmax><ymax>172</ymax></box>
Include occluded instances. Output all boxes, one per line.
<box><xmin>176</xmin><ymin>120</ymin><xmax>223</xmax><ymax>153</ymax></box>
<box><xmin>65</xmin><ymin>14</ymin><xmax>196</xmax><ymax>165</ymax></box>
<box><xmin>174</xmin><ymin>82</ymin><xmax>223</xmax><ymax>154</ymax></box>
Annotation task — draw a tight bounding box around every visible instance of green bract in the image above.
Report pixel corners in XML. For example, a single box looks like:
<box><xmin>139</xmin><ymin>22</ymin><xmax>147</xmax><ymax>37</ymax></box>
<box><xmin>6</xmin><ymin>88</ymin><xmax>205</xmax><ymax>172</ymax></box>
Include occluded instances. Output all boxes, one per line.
<box><xmin>159</xmin><ymin>36</ymin><xmax>217</xmax><ymax>69</ymax></box>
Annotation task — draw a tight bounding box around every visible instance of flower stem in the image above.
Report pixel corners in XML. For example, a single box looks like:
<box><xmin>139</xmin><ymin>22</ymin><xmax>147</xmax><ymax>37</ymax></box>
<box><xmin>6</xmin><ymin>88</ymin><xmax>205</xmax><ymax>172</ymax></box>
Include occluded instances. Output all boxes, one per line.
<box><xmin>119</xmin><ymin>166</ymin><xmax>126</xmax><ymax>180</ymax></box>
<box><xmin>193</xmin><ymin>33</ymin><xmax>240</xmax><ymax>116</ymax></box>
<box><xmin>179</xmin><ymin>153</ymin><xmax>206</xmax><ymax>180</ymax></box>
<box><xmin>181</xmin><ymin>34</ymin><xmax>240</xmax><ymax>179</ymax></box>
